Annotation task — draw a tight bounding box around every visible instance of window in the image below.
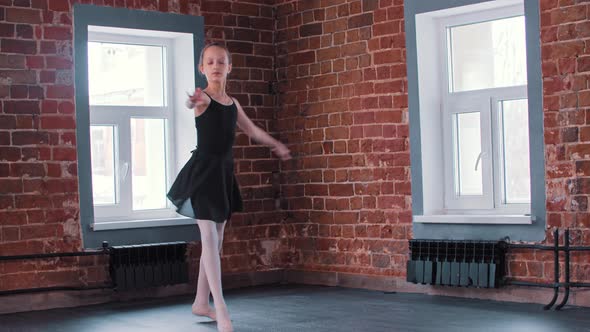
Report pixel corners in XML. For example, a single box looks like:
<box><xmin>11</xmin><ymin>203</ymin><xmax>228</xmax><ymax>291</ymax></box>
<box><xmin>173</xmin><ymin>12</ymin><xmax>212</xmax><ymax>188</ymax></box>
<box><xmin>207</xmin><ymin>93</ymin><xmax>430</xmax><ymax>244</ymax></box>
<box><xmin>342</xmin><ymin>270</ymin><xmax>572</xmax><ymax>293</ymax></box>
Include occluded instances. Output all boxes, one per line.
<box><xmin>440</xmin><ymin>7</ymin><xmax>530</xmax><ymax>214</ymax></box>
<box><xmin>88</xmin><ymin>28</ymin><xmax>177</xmax><ymax>223</ymax></box>
<box><xmin>74</xmin><ymin>5</ymin><xmax>204</xmax><ymax>247</ymax></box>
<box><xmin>411</xmin><ymin>0</ymin><xmax>541</xmax><ymax>225</ymax></box>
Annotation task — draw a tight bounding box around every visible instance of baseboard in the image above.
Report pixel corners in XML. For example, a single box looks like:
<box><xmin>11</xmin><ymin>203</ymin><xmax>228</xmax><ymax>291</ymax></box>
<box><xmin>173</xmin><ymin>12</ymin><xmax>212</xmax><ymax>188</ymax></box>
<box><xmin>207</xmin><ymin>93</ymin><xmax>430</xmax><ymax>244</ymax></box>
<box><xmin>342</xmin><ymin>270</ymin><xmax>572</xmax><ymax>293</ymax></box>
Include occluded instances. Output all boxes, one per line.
<box><xmin>0</xmin><ymin>269</ymin><xmax>285</xmax><ymax>315</ymax></box>
<box><xmin>222</xmin><ymin>269</ymin><xmax>285</xmax><ymax>289</ymax></box>
<box><xmin>2</xmin><ymin>269</ymin><xmax>588</xmax><ymax>314</ymax></box>
<box><xmin>283</xmin><ymin>269</ymin><xmax>590</xmax><ymax>308</ymax></box>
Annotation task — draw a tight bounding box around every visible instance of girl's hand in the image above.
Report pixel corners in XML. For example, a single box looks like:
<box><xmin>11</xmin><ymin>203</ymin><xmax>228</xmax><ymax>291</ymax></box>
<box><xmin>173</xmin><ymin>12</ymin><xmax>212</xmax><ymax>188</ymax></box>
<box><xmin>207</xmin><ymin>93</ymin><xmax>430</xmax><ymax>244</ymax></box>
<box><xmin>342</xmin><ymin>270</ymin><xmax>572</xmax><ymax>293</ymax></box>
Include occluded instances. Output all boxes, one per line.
<box><xmin>272</xmin><ymin>142</ymin><xmax>292</xmax><ymax>161</ymax></box>
<box><xmin>186</xmin><ymin>88</ymin><xmax>207</xmax><ymax>109</ymax></box>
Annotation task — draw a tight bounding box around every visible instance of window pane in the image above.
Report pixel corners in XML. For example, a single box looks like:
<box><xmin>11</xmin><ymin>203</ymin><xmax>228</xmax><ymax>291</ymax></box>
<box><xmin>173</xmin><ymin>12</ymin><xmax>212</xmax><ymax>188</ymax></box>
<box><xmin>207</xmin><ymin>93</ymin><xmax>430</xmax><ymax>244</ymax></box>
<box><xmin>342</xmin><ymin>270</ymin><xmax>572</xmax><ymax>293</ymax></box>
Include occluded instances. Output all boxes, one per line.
<box><xmin>131</xmin><ymin>118</ymin><xmax>167</xmax><ymax>210</ymax></box>
<box><xmin>501</xmin><ymin>99</ymin><xmax>530</xmax><ymax>203</ymax></box>
<box><xmin>88</xmin><ymin>42</ymin><xmax>165</xmax><ymax>106</ymax></box>
<box><xmin>453</xmin><ymin>112</ymin><xmax>483</xmax><ymax>196</ymax></box>
<box><xmin>448</xmin><ymin>16</ymin><xmax>527</xmax><ymax>92</ymax></box>
<box><xmin>90</xmin><ymin>126</ymin><xmax>117</xmax><ymax>205</ymax></box>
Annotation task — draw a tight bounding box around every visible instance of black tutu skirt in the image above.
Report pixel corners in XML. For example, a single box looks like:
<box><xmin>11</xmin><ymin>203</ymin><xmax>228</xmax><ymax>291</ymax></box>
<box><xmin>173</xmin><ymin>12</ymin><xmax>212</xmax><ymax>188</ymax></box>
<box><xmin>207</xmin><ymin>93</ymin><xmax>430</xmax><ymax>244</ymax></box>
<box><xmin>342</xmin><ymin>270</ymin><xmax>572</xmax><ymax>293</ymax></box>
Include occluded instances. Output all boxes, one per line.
<box><xmin>167</xmin><ymin>150</ymin><xmax>243</xmax><ymax>223</ymax></box>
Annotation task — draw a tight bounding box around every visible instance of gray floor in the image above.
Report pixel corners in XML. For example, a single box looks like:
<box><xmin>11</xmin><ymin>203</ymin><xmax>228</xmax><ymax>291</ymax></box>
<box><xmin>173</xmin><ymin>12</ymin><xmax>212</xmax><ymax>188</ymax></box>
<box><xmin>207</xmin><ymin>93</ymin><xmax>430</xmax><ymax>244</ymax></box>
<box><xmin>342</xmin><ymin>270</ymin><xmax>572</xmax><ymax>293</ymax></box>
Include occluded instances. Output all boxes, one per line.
<box><xmin>1</xmin><ymin>284</ymin><xmax>589</xmax><ymax>332</ymax></box>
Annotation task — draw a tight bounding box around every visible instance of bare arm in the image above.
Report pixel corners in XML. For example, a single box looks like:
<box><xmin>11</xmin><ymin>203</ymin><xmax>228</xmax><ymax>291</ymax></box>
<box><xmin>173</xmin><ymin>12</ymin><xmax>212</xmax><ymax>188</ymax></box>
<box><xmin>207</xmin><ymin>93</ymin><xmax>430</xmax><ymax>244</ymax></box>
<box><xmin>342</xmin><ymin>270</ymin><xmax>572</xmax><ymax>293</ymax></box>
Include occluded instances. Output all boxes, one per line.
<box><xmin>234</xmin><ymin>98</ymin><xmax>291</xmax><ymax>160</ymax></box>
<box><xmin>186</xmin><ymin>88</ymin><xmax>211</xmax><ymax>117</ymax></box>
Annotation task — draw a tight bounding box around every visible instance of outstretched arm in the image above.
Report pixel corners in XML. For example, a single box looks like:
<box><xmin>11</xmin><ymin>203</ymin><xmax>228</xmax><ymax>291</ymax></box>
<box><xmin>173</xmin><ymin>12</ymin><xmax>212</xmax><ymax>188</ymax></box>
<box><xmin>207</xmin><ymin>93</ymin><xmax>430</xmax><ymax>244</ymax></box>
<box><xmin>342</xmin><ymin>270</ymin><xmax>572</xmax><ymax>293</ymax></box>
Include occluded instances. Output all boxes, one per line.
<box><xmin>234</xmin><ymin>98</ymin><xmax>291</xmax><ymax>161</ymax></box>
<box><xmin>186</xmin><ymin>88</ymin><xmax>211</xmax><ymax>117</ymax></box>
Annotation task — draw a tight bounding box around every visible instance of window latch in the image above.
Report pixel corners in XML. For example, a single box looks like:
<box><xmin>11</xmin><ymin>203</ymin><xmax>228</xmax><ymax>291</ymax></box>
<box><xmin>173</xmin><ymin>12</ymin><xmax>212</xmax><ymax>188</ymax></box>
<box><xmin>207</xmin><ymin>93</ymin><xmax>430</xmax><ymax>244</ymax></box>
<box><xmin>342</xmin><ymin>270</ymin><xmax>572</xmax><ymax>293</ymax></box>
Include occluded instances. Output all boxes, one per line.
<box><xmin>120</xmin><ymin>162</ymin><xmax>129</xmax><ymax>182</ymax></box>
<box><xmin>475</xmin><ymin>152</ymin><xmax>485</xmax><ymax>171</ymax></box>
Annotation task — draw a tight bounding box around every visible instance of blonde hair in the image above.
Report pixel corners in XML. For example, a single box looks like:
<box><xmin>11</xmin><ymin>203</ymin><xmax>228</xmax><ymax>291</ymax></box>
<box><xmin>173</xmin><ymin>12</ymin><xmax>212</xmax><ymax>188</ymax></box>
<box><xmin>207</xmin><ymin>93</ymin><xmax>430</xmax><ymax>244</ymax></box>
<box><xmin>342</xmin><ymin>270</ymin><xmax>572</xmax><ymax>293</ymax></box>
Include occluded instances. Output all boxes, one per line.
<box><xmin>198</xmin><ymin>42</ymin><xmax>232</xmax><ymax>68</ymax></box>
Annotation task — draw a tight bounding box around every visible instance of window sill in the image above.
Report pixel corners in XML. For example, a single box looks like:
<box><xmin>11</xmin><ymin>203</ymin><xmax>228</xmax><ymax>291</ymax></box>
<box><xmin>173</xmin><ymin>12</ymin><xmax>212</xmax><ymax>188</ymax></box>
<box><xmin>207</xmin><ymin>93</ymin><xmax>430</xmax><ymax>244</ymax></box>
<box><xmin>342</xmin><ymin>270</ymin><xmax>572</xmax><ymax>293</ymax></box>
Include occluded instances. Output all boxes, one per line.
<box><xmin>92</xmin><ymin>217</ymin><xmax>195</xmax><ymax>231</ymax></box>
<box><xmin>413</xmin><ymin>214</ymin><xmax>533</xmax><ymax>224</ymax></box>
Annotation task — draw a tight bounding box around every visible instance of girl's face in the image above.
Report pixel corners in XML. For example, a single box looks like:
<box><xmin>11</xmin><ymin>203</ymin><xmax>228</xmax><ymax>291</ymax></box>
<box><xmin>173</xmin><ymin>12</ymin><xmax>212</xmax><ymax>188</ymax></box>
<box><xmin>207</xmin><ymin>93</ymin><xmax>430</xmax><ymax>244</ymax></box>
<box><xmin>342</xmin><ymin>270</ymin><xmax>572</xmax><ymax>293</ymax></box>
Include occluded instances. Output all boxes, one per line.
<box><xmin>200</xmin><ymin>46</ymin><xmax>231</xmax><ymax>83</ymax></box>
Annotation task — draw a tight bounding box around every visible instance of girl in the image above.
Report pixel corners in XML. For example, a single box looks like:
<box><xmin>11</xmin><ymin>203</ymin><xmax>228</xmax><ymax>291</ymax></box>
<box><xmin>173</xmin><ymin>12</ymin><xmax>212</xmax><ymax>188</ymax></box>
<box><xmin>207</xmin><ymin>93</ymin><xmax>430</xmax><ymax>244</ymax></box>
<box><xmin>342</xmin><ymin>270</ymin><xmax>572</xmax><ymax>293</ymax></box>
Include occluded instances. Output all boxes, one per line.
<box><xmin>167</xmin><ymin>43</ymin><xmax>291</xmax><ymax>332</ymax></box>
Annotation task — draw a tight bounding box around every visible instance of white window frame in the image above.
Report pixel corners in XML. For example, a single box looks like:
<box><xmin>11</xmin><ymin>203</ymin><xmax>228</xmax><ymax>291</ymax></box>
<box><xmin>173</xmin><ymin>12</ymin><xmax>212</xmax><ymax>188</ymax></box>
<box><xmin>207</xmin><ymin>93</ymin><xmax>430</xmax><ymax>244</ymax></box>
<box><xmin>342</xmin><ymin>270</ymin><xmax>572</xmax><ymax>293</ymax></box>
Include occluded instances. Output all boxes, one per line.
<box><xmin>413</xmin><ymin>0</ymin><xmax>533</xmax><ymax>224</ymax></box>
<box><xmin>439</xmin><ymin>4</ymin><xmax>530</xmax><ymax>215</ymax></box>
<box><xmin>88</xmin><ymin>30</ymin><xmax>179</xmax><ymax>224</ymax></box>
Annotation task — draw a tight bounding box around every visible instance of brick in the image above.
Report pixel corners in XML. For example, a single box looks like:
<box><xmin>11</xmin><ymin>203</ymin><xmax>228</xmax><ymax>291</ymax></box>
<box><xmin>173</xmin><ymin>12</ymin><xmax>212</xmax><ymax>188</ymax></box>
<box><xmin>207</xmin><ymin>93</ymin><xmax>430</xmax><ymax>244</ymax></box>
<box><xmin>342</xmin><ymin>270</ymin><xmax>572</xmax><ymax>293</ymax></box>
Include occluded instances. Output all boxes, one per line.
<box><xmin>40</xmin><ymin>70</ymin><xmax>55</xmax><ymax>83</ymax></box>
<box><xmin>58</xmin><ymin>15</ymin><xmax>71</xmax><ymax>29</ymax></box>
<box><xmin>362</xmin><ymin>0</ymin><xmax>378</xmax><ymax>12</ymax></box>
<box><xmin>314</xmin><ymin>73</ymin><xmax>337</xmax><ymax>88</ymax></box>
<box><xmin>0</xmin><ymin>23</ymin><xmax>15</xmax><ymax>37</ymax></box>
<box><xmin>377</xmin><ymin>195</ymin><xmax>405</xmax><ymax>209</ymax></box>
<box><xmin>30</xmin><ymin>0</ymin><xmax>46</xmax><ymax>9</ymax></box>
<box><xmin>0</xmin><ymin>147</ymin><xmax>21</xmax><ymax>161</ymax></box>
<box><xmin>40</xmin><ymin>116</ymin><xmax>76</xmax><ymax>129</ymax></box>
<box><xmin>226</xmin><ymin>41</ymin><xmax>253</xmax><ymax>55</ymax></box>
<box><xmin>43</xmin><ymin>26</ymin><xmax>72</xmax><ymax>40</ymax></box>
<box><xmin>40</xmin><ymin>41</ymin><xmax>56</xmax><ymax>54</ymax></box>
<box><xmin>20</xmin><ymin>224</ymin><xmax>60</xmax><ymax>240</ymax></box>
<box><xmin>28</xmin><ymin>85</ymin><xmax>43</xmax><ymax>99</ymax></box>
<box><xmin>41</xmin><ymin>100</ymin><xmax>58</xmax><ymax>114</ymax></box>
<box><xmin>300</xmin><ymin>23</ymin><xmax>322</xmax><ymax>37</ymax></box>
<box><xmin>305</xmin><ymin>184</ymin><xmax>328</xmax><ymax>196</ymax></box>
<box><xmin>47</xmin><ymin>163</ymin><xmax>61</xmax><ymax>177</ymax></box>
<box><xmin>324</xmin><ymin>18</ymin><xmax>348</xmax><ymax>34</ymax></box>
<box><xmin>0</xmin><ymin>115</ymin><xmax>17</xmax><ymax>129</ymax></box>
<box><xmin>232</xmin><ymin>2</ymin><xmax>259</xmax><ymax>16</ymax></box>
<box><xmin>1</xmin><ymin>39</ymin><xmax>37</xmax><ymax>54</ymax></box>
<box><xmin>4</xmin><ymin>101</ymin><xmax>40</xmax><ymax>114</ymax></box>
<box><xmin>0</xmin><ymin>54</ymin><xmax>25</xmax><ymax>69</ymax></box>
<box><xmin>0</xmin><ymin>163</ymin><xmax>8</xmax><ymax>177</ymax></box>
<box><xmin>333</xmin><ymin>211</ymin><xmax>358</xmax><ymax>224</ymax></box>
<box><xmin>0</xmin><ymin>179</ymin><xmax>23</xmax><ymax>194</ymax></box>
<box><xmin>374</xmin><ymin>49</ymin><xmax>402</xmax><ymax>64</ymax></box>
<box><xmin>57</xmin><ymin>101</ymin><xmax>74</xmax><ymax>114</ymax></box>
<box><xmin>48</xmin><ymin>0</ymin><xmax>69</xmax><ymax>11</ymax></box>
<box><xmin>15</xmin><ymin>113</ymin><xmax>35</xmax><ymax>129</ymax></box>
<box><xmin>5</xmin><ymin>8</ymin><xmax>41</xmax><ymax>24</ymax></box>
<box><xmin>348</xmin><ymin>13</ymin><xmax>373</xmax><ymax>29</ymax></box>
<box><xmin>46</xmin><ymin>56</ymin><xmax>72</xmax><ymax>69</ymax></box>
<box><xmin>287</xmin><ymin>51</ymin><xmax>316</xmax><ymax>66</ymax></box>
<box><xmin>576</xmin><ymin>160</ymin><xmax>590</xmax><ymax>176</ymax></box>
<box><xmin>338</xmin><ymin>69</ymin><xmax>362</xmax><ymax>84</ymax></box>
<box><xmin>0</xmin><ymin>132</ymin><xmax>9</xmax><ymax>145</ymax></box>
<box><xmin>10</xmin><ymin>85</ymin><xmax>28</xmax><ymax>99</ymax></box>
<box><xmin>45</xmin><ymin>178</ymin><xmax>77</xmax><ymax>193</ymax></box>
<box><xmin>509</xmin><ymin>261</ymin><xmax>527</xmax><ymax>277</ymax></box>
<box><xmin>341</xmin><ymin>41</ymin><xmax>366</xmax><ymax>56</ymax></box>
<box><xmin>16</xmin><ymin>24</ymin><xmax>34</xmax><ymax>39</ymax></box>
<box><xmin>11</xmin><ymin>163</ymin><xmax>45</xmax><ymax>177</ymax></box>
<box><xmin>329</xmin><ymin>184</ymin><xmax>354</xmax><ymax>196</ymax></box>
<box><xmin>562</xmin><ymin>127</ymin><xmax>578</xmax><ymax>142</ymax></box>
<box><xmin>234</xmin><ymin>28</ymin><xmax>260</xmax><ymax>42</ymax></box>
<box><xmin>550</xmin><ymin>5</ymin><xmax>586</xmax><ymax>25</ymax></box>
<box><xmin>328</xmin><ymin>155</ymin><xmax>352</xmax><ymax>168</ymax></box>
<box><xmin>0</xmin><ymin>69</ymin><xmax>37</xmax><ymax>84</ymax></box>
<box><xmin>26</xmin><ymin>55</ymin><xmax>44</xmax><ymax>69</ymax></box>
<box><xmin>0</xmin><ymin>195</ymin><xmax>14</xmax><ymax>210</ymax></box>
<box><xmin>545</xmin><ymin>41</ymin><xmax>584</xmax><ymax>59</ymax></box>
<box><xmin>0</xmin><ymin>211</ymin><xmax>27</xmax><ymax>225</ymax></box>
<box><xmin>13</xmin><ymin>0</ymin><xmax>30</xmax><ymax>7</ymax></box>
<box><xmin>46</xmin><ymin>85</ymin><xmax>74</xmax><ymax>98</ymax></box>
<box><xmin>12</xmin><ymin>131</ymin><xmax>49</xmax><ymax>145</ymax></box>
<box><xmin>202</xmin><ymin>1</ymin><xmax>231</xmax><ymax>12</ymax></box>
<box><xmin>41</xmin><ymin>10</ymin><xmax>52</xmax><ymax>24</ymax></box>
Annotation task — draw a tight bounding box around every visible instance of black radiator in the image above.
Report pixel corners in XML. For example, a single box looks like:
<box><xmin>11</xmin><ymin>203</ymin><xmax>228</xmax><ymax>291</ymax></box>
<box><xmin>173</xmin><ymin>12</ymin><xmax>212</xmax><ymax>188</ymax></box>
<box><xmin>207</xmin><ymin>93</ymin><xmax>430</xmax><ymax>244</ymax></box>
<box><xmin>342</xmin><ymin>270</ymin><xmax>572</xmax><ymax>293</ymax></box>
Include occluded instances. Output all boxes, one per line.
<box><xmin>109</xmin><ymin>242</ymin><xmax>189</xmax><ymax>290</ymax></box>
<box><xmin>406</xmin><ymin>240</ymin><xmax>506</xmax><ymax>288</ymax></box>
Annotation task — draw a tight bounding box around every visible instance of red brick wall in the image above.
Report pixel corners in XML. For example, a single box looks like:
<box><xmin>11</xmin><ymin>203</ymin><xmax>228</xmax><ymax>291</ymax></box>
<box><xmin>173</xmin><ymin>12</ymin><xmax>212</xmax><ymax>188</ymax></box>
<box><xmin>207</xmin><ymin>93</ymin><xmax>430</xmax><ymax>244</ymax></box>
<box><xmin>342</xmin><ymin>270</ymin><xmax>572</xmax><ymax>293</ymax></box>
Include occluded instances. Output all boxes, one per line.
<box><xmin>528</xmin><ymin>0</ymin><xmax>590</xmax><ymax>283</ymax></box>
<box><xmin>0</xmin><ymin>0</ymin><xmax>281</xmax><ymax>291</ymax></box>
<box><xmin>275</xmin><ymin>0</ymin><xmax>411</xmax><ymax>277</ymax></box>
<box><xmin>276</xmin><ymin>0</ymin><xmax>590</xmax><ymax>288</ymax></box>
<box><xmin>2</xmin><ymin>0</ymin><xmax>590</xmax><ymax>301</ymax></box>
